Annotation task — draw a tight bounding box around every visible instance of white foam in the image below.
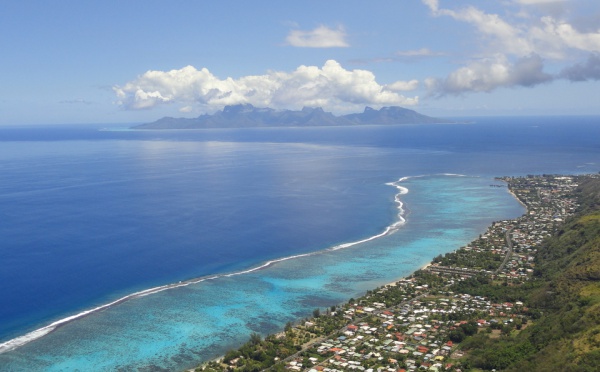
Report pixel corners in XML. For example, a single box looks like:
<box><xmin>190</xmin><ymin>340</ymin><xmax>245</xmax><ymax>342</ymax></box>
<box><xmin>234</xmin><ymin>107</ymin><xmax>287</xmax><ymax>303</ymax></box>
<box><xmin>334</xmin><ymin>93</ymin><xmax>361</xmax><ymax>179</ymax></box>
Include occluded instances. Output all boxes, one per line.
<box><xmin>0</xmin><ymin>277</ymin><xmax>232</xmax><ymax>354</ymax></box>
<box><xmin>440</xmin><ymin>173</ymin><xmax>468</xmax><ymax>177</ymax></box>
<box><xmin>0</xmin><ymin>175</ymin><xmax>415</xmax><ymax>354</ymax></box>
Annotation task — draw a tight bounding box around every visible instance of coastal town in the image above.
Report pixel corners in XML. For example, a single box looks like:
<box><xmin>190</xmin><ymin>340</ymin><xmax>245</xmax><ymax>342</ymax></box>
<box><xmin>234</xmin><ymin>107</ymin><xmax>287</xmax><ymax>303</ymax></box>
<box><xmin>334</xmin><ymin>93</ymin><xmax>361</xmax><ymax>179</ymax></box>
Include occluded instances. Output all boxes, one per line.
<box><xmin>197</xmin><ymin>174</ymin><xmax>598</xmax><ymax>372</ymax></box>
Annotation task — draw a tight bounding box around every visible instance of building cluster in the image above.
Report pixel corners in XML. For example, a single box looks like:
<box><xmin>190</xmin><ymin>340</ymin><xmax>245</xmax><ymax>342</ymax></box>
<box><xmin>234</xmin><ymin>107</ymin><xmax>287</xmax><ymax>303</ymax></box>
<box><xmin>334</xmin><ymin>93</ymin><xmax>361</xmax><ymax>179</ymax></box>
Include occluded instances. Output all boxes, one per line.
<box><xmin>427</xmin><ymin>175</ymin><xmax>581</xmax><ymax>284</ymax></box>
<box><xmin>287</xmin><ymin>278</ymin><xmax>528</xmax><ymax>372</ymax></box>
<box><xmin>201</xmin><ymin>174</ymin><xmax>598</xmax><ymax>372</ymax></box>
<box><xmin>281</xmin><ymin>175</ymin><xmax>585</xmax><ymax>372</ymax></box>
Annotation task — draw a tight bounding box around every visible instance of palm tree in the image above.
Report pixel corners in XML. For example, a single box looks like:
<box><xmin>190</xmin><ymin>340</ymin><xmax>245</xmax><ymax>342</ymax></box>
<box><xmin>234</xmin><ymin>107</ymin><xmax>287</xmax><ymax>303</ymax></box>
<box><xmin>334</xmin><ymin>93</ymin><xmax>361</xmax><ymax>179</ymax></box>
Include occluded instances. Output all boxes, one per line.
<box><xmin>249</xmin><ymin>332</ymin><xmax>262</xmax><ymax>345</ymax></box>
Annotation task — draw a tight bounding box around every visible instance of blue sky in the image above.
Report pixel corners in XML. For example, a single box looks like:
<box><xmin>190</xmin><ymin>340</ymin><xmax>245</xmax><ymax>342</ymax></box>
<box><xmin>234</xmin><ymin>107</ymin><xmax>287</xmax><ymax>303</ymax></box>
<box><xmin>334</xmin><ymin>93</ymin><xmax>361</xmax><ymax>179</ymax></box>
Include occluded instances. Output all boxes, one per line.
<box><xmin>1</xmin><ymin>0</ymin><xmax>599</xmax><ymax>125</ymax></box>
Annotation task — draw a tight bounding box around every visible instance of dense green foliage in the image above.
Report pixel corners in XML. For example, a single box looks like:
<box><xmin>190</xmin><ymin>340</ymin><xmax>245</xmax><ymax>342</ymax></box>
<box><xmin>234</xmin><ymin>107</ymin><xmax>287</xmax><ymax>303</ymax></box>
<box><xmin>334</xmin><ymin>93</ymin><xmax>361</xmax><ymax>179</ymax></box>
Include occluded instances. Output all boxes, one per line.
<box><xmin>460</xmin><ymin>177</ymin><xmax>600</xmax><ymax>371</ymax></box>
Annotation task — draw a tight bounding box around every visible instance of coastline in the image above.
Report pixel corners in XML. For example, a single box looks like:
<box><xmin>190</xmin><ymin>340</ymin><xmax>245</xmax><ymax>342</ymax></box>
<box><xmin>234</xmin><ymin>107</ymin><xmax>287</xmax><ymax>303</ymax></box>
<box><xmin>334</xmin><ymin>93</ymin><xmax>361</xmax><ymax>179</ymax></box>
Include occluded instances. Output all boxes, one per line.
<box><xmin>195</xmin><ymin>176</ymin><xmax>527</xmax><ymax>370</ymax></box>
<box><xmin>0</xmin><ymin>173</ymin><xmax>525</xmax><ymax>371</ymax></box>
<box><xmin>508</xmin><ymin>187</ymin><xmax>528</xmax><ymax>208</ymax></box>
<box><xmin>383</xmin><ymin>262</ymin><xmax>432</xmax><ymax>289</ymax></box>
<box><xmin>196</xmin><ymin>175</ymin><xmax>540</xmax><ymax>372</ymax></box>
<box><xmin>1</xmin><ymin>116</ymin><xmax>598</xmax><ymax>372</ymax></box>
<box><xmin>0</xmin><ymin>177</ymin><xmax>413</xmax><ymax>355</ymax></box>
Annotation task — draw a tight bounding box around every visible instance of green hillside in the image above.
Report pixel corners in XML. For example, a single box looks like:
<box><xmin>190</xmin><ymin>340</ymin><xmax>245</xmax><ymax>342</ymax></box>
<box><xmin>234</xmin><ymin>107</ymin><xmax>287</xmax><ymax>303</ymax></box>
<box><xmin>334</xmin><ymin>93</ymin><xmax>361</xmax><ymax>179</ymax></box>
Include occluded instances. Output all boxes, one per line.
<box><xmin>462</xmin><ymin>177</ymin><xmax>600</xmax><ymax>371</ymax></box>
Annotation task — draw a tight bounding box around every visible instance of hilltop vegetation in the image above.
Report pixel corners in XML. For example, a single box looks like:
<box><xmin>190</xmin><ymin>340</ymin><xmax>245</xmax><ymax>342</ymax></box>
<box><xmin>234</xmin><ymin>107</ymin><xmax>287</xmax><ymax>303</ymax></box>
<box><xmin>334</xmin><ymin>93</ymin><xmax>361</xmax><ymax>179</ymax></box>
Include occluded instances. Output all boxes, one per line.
<box><xmin>459</xmin><ymin>177</ymin><xmax>600</xmax><ymax>371</ymax></box>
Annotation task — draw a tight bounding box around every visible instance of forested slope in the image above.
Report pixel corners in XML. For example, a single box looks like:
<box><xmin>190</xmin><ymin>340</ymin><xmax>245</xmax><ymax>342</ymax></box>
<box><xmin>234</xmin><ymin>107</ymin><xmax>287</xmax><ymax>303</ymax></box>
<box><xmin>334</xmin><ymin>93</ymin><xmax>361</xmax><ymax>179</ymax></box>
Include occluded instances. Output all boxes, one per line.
<box><xmin>463</xmin><ymin>177</ymin><xmax>600</xmax><ymax>371</ymax></box>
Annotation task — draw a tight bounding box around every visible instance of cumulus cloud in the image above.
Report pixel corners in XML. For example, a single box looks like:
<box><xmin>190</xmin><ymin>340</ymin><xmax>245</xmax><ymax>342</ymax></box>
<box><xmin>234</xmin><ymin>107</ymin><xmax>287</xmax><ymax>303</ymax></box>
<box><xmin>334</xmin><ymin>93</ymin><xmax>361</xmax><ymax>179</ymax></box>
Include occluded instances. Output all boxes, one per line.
<box><xmin>113</xmin><ymin>60</ymin><xmax>418</xmax><ymax>111</ymax></box>
<box><xmin>285</xmin><ymin>25</ymin><xmax>349</xmax><ymax>48</ymax></box>
<box><xmin>560</xmin><ymin>53</ymin><xmax>600</xmax><ymax>81</ymax></box>
<box><xmin>386</xmin><ymin>80</ymin><xmax>419</xmax><ymax>91</ymax></box>
<box><xmin>421</xmin><ymin>0</ymin><xmax>600</xmax><ymax>96</ymax></box>
<box><xmin>426</xmin><ymin>54</ymin><xmax>552</xmax><ymax>96</ymax></box>
<box><xmin>422</xmin><ymin>0</ymin><xmax>600</xmax><ymax>59</ymax></box>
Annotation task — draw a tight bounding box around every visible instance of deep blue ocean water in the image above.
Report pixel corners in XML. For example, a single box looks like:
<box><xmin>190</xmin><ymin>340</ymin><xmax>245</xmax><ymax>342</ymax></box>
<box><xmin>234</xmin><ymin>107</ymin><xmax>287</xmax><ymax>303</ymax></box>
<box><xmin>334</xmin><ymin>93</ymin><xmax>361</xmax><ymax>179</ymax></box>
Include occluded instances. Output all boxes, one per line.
<box><xmin>0</xmin><ymin>116</ymin><xmax>599</xmax><ymax>370</ymax></box>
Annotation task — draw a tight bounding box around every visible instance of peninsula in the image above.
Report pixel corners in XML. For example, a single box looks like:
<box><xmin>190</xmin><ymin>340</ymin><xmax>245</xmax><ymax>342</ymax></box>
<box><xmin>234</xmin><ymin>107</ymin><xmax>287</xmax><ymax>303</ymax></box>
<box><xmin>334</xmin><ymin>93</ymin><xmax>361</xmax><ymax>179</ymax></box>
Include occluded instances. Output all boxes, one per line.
<box><xmin>131</xmin><ymin>105</ymin><xmax>449</xmax><ymax>130</ymax></box>
<box><xmin>196</xmin><ymin>173</ymin><xmax>600</xmax><ymax>372</ymax></box>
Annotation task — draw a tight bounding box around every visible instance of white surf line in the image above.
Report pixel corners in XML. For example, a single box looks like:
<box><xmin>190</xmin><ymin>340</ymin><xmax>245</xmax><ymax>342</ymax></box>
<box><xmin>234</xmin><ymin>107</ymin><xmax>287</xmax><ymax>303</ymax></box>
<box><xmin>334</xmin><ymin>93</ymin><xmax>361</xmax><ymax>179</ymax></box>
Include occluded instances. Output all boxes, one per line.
<box><xmin>0</xmin><ymin>286</ymin><xmax>165</xmax><ymax>354</ymax></box>
<box><xmin>0</xmin><ymin>176</ymin><xmax>414</xmax><ymax>354</ymax></box>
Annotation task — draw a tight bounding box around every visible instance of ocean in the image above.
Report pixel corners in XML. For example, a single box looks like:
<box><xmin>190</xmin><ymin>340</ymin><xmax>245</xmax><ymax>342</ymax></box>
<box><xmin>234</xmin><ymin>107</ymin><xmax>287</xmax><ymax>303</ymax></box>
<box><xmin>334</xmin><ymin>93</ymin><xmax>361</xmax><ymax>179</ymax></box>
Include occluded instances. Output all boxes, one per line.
<box><xmin>0</xmin><ymin>116</ymin><xmax>599</xmax><ymax>370</ymax></box>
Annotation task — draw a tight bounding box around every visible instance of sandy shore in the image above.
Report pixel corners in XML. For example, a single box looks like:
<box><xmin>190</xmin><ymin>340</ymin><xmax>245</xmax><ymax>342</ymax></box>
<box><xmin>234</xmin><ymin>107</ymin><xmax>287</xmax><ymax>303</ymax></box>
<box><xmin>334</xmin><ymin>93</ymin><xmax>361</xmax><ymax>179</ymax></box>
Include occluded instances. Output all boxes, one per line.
<box><xmin>383</xmin><ymin>262</ymin><xmax>432</xmax><ymax>288</ymax></box>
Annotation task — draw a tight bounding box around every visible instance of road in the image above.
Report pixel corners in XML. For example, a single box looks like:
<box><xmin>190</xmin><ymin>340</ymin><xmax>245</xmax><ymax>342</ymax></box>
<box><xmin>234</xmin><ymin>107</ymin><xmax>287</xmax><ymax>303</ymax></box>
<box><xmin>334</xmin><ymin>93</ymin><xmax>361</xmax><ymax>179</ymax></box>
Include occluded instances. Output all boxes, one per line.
<box><xmin>495</xmin><ymin>227</ymin><xmax>514</xmax><ymax>274</ymax></box>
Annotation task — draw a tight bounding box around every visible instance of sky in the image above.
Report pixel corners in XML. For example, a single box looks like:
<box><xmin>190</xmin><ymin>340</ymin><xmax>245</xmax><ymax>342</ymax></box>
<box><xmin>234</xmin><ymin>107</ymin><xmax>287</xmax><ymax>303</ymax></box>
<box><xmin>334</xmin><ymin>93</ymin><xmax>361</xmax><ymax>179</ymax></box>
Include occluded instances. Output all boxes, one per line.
<box><xmin>1</xmin><ymin>0</ymin><xmax>599</xmax><ymax>125</ymax></box>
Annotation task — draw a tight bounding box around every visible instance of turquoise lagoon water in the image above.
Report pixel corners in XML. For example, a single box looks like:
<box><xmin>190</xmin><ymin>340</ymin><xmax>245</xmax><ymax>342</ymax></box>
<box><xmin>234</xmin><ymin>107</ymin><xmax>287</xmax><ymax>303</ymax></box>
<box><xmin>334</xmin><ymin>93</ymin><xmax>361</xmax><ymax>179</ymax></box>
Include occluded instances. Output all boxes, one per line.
<box><xmin>1</xmin><ymin>176</ymin><xmax>523</xmax><ymax>371</ymax></box>
<box><xmin>1</xmin><ymin>117</ymin><xmax>599</xmax><ymax>370</ymax></box>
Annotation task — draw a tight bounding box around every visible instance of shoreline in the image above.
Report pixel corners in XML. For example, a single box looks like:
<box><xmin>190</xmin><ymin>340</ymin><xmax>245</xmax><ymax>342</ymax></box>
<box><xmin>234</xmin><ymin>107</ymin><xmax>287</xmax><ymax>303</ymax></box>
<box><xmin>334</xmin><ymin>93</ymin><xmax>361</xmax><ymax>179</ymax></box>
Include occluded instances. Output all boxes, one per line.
<box><xmin>0</xmin><ymin>176</ymin><xmax>418</xmax><ymax>355</ymax></box>
<box><xmin>1</xmin><ymin>173</ymin><xmax>508</xmax><ymax>372</ymax></box>
<box><xmin>195</xmin><ymin>174</ymin><xmax>597</xmax><ymax>372</ymax></box>
<box><xmin>196</xmin><ymin>174</ymin><xmax>533</xmax><ymax>370</ymax></box>
<box><xmin>383</xmin><ymin>262</ymin><xmax>432</xmax><ymax>289</ymax></box>
<box><xmin>508</xmin><ymin>188</ymin><xmax>528</xmax><ymax>208</ymax></box>
<box><xmin>196</xmin><ymin>173</ymin><xmax>507</xmax><ymax>369</ymax></box>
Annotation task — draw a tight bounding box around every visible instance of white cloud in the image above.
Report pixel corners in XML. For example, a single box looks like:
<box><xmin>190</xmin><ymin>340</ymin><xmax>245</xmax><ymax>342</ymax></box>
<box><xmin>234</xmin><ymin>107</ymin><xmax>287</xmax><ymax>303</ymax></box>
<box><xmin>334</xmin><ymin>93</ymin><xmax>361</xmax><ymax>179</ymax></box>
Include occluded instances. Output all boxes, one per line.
<box><xmin>426</xmin><ymin>3</ymin><xmax>534</xmax><ymax>57</ymax></box>
<box><xmin>427</xmin><ymin>54</ymin><xmax>552</xmax><ymax>95</ymax></box>
<box><xmin>285</xmin><ymin>25</ymin><xmax>349</xmax><ymax>48</ymax></box>
<box><xmin>422</xmin><ymin>0</ymin><xmax>439</xmax><ymax>12</ymax></box>
<box><xmin>114</xmin><ymin>60</ymin><xmax>418</xmax><ymax>112</ymax></box>
<box><xmin>536</xmin><ymin>16</ymin><xmax>600</xmax><ymax>54</ymax></box>
<box><xmin>422</xmin><ymin>0</ymin><xmax>600</xmax><ymax>59</ymax></box>
<box><xmin>421</xmin><ymin>0</ymin><xmax>600</xmax><ymax>96</ymax></box>
<box><xmin>386</xmin><ymin>80</ymin><xmax>419</xmax><ymax>91</ymax></box>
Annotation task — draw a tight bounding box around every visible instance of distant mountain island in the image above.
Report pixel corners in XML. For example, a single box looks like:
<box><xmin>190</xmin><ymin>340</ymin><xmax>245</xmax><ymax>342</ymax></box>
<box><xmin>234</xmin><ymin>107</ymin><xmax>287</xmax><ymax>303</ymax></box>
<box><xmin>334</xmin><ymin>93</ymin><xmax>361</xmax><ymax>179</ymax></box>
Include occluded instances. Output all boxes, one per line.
<box><xmin>132</xmin><ymin>104</ymin><xmax>451</xmax><ymax>129</ymax></box>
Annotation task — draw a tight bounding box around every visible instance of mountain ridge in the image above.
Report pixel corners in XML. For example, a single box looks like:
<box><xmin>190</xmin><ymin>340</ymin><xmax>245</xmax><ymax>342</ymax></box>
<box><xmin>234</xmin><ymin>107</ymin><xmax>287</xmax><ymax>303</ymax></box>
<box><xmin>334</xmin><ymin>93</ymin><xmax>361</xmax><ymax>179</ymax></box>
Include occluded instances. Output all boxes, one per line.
<box><xmin>131</xmin><ymin>104</ymin><xmax>450</xmax><ymax>129</ymax></box>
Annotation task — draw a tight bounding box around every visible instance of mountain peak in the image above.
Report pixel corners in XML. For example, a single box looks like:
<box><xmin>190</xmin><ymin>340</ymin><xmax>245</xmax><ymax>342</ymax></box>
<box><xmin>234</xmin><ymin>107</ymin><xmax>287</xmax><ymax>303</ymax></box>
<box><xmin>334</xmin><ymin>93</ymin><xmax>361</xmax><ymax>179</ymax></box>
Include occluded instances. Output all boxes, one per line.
<box><xmin>222</xmin><ymin>104</ymin><xmax>255</xmax><ymax>114</ymax></box>
<box><xmin>301</xmin><ymin>106</ymin><xmax>325</xmax><ymax>113</ymax></box>
<box><xmin>132</xmin><ymin>105</ymin><xmax>449</xmax><ymax>129</ymax></box>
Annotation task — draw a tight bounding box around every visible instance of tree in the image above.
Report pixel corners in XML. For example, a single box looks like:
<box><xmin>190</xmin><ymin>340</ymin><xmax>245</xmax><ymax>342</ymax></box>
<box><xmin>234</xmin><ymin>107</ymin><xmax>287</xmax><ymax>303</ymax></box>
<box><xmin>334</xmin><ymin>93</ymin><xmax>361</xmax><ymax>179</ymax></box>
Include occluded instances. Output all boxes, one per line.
<box><xmin>249</xmin><ymin>332</ymin><xmax>261</xmax><ymax>345</ymax></box>
<box><xmin>449</xmin><ymin>329</ymin><xmax>466</xmax><ymax>343</ymax></box>
<box><xmin>313</xmin><ymin>308</ymin><xmax>320</xmax><ymax>318</ymax></box>
<box><xmin>460</xmin><ymin>321</ymin><xmax>478</xmax><ymax>336</ymax></box>
<box><xmin>284</xmin><ymin>321</ymin><xmax>293</xmax><ymax>332</ymax></box>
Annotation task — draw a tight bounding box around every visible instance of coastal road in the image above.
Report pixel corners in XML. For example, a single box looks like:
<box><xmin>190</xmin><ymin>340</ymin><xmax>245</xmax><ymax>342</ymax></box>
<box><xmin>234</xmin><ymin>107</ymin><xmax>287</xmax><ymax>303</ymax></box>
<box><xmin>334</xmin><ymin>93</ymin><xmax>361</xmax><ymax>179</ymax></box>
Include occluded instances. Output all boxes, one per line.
<box><xmin>495</xmin><ymin>227</ymin><xmax>514</xmax><ymax>274</ymax></box>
